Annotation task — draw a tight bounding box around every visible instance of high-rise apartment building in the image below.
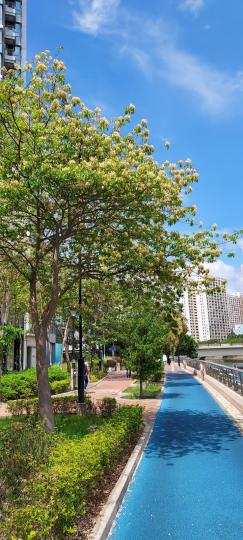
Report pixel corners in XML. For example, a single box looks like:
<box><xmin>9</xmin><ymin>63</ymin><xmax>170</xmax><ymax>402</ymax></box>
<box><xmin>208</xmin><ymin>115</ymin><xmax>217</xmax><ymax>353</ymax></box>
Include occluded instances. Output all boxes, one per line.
<box><xmin>182</xmin><ymin>289</ymin><xmax>210</xmax><ymax>342</ymax></box>
<box><xmin>182</xmin><ymin>277</ymin><xmax>243</xmax><ymax>342</ymax></box>
<box><xmin>207</xmin><ymin>278</ymin><xmax>230</xmax><ymax>340</ymax></box>
<box><xmin>240</xmin><ymin>293</ymin><xmax>243</xmax><ymax>324</ymax></box>
<box><xmin>0</xmin><ymin>0</ymin><xmax>26</xmax><ymax>73</ymax></box>
<box><xmin>227</xmin><ymin>293</ymin><xmax>242</xmax><ymax>331</ymax></box>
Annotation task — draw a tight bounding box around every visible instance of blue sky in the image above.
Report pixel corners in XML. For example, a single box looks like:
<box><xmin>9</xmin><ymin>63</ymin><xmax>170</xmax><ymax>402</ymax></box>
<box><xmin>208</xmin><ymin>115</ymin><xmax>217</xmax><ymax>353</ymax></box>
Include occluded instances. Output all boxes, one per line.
<box><xmin>28</xmin><ymin>0</ymin><xmax>243</xmax><ymax>290</ymax></box>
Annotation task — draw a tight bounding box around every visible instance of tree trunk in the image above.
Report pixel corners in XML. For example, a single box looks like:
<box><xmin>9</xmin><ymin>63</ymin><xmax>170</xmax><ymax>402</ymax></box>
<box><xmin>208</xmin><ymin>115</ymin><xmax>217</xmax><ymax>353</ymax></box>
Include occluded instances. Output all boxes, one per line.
<box><xmin>1</xmin><ymin>289</ymin><xmax>10</xmax><ymax>325</ymax></box>
<box><xmin>1</xmin><ymin>289</ymin><xmax>10</xmax><ymax>371</ymax></box>
<box><xmin>35</xmin><ymin>327</ymin><xmax>54</xmax><ymax>432</ymax></box>
<box><xmin>62</xmin><ymin>317</ymin><xmax>71</xmax><ymax>372</ymax></box>
<box><xmin>139</xmin><ymin>375</ymin><xmax>143</xmax><ymax>398</ymax></box>
<box><xmin>90</xmin><ymin>346</ymin><xmax>95</xmax><ymax>373</ymax></box>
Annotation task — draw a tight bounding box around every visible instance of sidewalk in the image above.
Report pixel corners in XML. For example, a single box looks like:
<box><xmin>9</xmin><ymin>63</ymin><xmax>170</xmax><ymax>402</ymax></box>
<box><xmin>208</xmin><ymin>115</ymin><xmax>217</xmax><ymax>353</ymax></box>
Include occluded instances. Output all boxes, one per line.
<box><xmin>87</xmin><ymin>371</ymin><xmax>162</xmax><ymax>424</ymax></box>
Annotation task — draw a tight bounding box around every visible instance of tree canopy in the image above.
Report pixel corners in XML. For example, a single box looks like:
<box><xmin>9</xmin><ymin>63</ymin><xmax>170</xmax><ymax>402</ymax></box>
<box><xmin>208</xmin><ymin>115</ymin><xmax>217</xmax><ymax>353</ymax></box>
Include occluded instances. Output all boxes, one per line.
<box><xmin>0</xmin><ymin>52</ymin><xmax>240</xmax><ymax>430</ymax></box>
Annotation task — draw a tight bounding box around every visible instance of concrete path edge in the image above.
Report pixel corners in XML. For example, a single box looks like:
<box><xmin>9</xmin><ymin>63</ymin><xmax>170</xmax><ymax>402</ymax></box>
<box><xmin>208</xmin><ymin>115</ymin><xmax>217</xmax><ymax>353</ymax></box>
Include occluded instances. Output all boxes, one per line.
<box><xmin>89</xmin><ymin>415</ymin><xmax>158</xmax><ymax>540</ymax></box>
<box><xmin>185</xmin><ymin>365</ymin><xmax>243</xmax><ymax>433</ymax></box>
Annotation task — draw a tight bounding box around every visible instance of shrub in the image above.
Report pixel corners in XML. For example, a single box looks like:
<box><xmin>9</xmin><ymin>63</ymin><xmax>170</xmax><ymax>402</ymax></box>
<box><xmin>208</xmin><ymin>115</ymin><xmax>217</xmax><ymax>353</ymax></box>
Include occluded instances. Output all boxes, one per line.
<box><xmin>0</xmin><ymin>366</ymin><xmax>69</xmax><ymax>401</ymax></box>
<box><xmin>7</xmin><ymin>398</ymin><xmax>38</xmax><ymax>416</ymax></box>
<box><xmin>105</xmin><ymin>358</ymin><xmax>117</xmax><ymax>368</ymax></box>
<box><xmin>50</xmin><ymin>379</ymin><xmax>70</xmax><ymax>394</ymax></box>
<box><xmin>48</xmin><ymin>365</ymin><xmax>68</xmax><ymax>382</ymax></box>
<box><xmin>0</xmin><ymin>406</ymin><xmax>143</xmax><ymax>540</ymax></box>
<box><xmin>7</xmin><ymin>394</ymin><xmax>97</xmax><ymax>417</ymax></box>
<box><xmin>52</xmin><ymin>394</ymin><xmax>97</xmax><ymax>416</ymax></box>
<box><xmin>0</xmin><ymin>419</ymin><xmax>51</xmax><ymax>501</ymax></box>
<box><xmin>98</xmin><ymin>397</ymin><xmax>117</xmax><ymax>417</ymax></box>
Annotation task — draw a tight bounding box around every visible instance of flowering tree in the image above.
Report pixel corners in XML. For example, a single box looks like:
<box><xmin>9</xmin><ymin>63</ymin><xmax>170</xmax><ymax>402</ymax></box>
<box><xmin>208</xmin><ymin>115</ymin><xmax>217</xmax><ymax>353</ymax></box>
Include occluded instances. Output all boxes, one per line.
<box><xmin>0</xmin><ymin>52</ymin><xmax>239</xmax><ymax>430</ymax></box>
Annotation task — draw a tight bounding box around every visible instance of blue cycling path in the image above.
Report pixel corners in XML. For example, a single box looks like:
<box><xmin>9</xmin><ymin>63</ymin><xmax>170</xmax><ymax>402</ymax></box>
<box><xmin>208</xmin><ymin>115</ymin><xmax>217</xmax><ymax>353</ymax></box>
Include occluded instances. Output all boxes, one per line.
<box><xmin>109</xmin><ymin>370</ymin><xmax>243</xmax><ymax>540</ymax></box>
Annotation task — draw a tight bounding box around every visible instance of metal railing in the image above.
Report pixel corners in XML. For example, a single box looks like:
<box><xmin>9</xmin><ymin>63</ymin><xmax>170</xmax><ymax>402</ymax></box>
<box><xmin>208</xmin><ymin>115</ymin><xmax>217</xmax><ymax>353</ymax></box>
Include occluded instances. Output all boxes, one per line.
<box><xmin>185</xmin><ymin>358</ymin><xmax>243</xmax><ymax>396</ymax></box>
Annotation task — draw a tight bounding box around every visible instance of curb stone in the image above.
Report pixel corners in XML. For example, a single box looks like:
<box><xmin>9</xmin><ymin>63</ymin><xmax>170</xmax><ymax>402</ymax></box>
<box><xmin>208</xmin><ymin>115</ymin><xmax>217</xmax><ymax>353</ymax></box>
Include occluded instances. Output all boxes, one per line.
<box><xmin>89</xmin><ymin>392</ymin><xmax>162</xmax><ymax>540</ymax></box>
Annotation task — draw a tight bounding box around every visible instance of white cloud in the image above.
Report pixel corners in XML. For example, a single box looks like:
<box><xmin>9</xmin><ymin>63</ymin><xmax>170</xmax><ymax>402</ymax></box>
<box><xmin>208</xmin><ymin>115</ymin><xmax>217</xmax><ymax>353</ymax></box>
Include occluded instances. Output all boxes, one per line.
<box><xmin>70</xmin><ymin>2</ymin><xmax>243</xmax><ymax>114</ymax></box>
<box><xmin>72</xmin><ymin>0</ymin><xmax>120</xmax><ymax>35</ymax></box>
<box><xmin>159</xmin><ymin>46</ymin><xmax>243</xmax><ymax>113</ymax></box>
<box><xmin>120</xmin><ymin>44</ymin><xmax>151</xmax><ymax>76</ymax></box>
<box><xmin>206</xmin><ymin>260</ymin><xmax>243</xmax><ymax>292</ymax></box>
<box><xmin>180</xmin><ymin>0</ymin><xmax>204</xmax><ymax>16</ymax></box>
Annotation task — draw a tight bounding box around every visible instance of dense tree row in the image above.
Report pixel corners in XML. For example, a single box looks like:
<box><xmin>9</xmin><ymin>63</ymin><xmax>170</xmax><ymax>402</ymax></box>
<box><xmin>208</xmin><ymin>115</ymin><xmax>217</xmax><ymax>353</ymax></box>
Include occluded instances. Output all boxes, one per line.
<box><xmin>0</xmin><ymin>52</ymin><xmax>240</xmax><ymax>430</ymax></box>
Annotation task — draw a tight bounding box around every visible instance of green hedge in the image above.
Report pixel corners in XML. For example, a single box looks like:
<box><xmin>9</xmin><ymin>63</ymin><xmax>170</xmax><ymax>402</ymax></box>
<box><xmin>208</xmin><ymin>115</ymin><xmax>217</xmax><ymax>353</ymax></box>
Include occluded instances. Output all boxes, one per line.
<box><xmin>7</xmin><ymin>395</ymin><xmax>117</xmax><ymax>418</ymax></box>
<box><xmin>0</xmin><ymin>406</ymin><xmax>143</xmax><ymax>540</ymax></box>
<box><xmin>0</xmin><ymin>366</ymin><xmax>69</xmax><ymax>401</ymax></box>
<box><xmin>7</xmin><ymin>394</ymin><xmax>96</xmax><ymax>417</ymax></box>
<box><xmin>50</xmin><ymin>379</ymin><xmax>70</xmax><ymax>394</ymax></box>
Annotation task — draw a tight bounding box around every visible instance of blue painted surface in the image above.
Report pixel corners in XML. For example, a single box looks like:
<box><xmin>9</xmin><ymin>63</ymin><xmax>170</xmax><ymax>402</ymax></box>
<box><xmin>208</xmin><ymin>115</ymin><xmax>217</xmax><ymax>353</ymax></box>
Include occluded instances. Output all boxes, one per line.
<box><xmin>54</xmin><ymin>343</ymin><xmax>62</xmax><ymax>364</ymax></box>
<box><xmin>109</xmin><ymin>372</ymin><xmax>243</xmax><ymax>540</ymax></box>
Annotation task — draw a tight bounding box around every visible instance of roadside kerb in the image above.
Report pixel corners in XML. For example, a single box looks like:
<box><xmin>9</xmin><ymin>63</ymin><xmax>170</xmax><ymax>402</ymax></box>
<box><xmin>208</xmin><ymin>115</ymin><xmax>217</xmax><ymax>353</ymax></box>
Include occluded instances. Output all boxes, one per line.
<box><xmin>90</xmin><ymin>393</ymin><xmax>162</xmax><ymax>540</ymax></box>
<box><xmin>90</xmin><ymin>421</ymin><xmax>154</xmax><ymax>540</ymax></box>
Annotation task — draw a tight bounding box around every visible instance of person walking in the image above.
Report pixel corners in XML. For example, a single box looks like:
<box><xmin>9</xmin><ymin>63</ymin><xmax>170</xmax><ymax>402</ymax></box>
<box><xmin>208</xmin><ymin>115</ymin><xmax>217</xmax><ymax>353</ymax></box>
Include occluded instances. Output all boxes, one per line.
<box><xmin>84</xmin><ymin>362</ymin><xmax>89</xmax><ymax>389</ymax></box>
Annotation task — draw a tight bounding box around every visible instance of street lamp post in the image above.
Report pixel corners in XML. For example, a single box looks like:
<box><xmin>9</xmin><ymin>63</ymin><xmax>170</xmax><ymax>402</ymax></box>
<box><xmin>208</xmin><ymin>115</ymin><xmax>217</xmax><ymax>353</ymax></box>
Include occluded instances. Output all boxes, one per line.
<box><xmin>78</xmin><ymin>275</ymin><xmax>85</xmax><ymax>404</ymax></box>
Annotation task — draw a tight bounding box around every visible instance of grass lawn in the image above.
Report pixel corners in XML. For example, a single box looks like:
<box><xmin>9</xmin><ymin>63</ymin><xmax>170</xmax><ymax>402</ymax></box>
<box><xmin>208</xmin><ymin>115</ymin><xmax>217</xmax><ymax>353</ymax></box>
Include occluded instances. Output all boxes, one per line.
<box><xmin>54</xmin><ymin>414</ymin><xmax>104</xmax><ymax>439</ymax></box>
<box><xmin>123</xmin><ymin>382</ymin><xmax>162</xmax><ymax>399</ymax></box>
<box><xmin>0</xmin><ymin>414</ymin><xmax>104</xmax><ymax>439</ymax></box>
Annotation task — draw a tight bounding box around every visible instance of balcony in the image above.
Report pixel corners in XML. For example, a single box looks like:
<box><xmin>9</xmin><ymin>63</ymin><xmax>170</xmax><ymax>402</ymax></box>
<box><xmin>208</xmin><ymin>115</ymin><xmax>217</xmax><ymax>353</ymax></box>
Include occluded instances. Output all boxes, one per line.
<box><xmin>5</xmin><ymin>26</ymin><xmax>16</xmax><ymax>43</ymax></box>
<box><xmin>5</xmin><ymin>3</ymin><xmax>16</xmax><ymax>20</ymax></box>
<box><xmin>4</xmin><ymin>49</ymin><xmax>15</xmax><ymax>64</ymax></box>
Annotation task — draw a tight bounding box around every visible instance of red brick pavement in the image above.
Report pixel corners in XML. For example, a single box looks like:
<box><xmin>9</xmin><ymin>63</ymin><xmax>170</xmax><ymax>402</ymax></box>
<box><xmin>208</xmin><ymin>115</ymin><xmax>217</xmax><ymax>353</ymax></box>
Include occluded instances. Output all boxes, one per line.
<box><xmin>87</xmin><ymin>371</ymin><xmax>162</xmax><ymax>424</ymax></box>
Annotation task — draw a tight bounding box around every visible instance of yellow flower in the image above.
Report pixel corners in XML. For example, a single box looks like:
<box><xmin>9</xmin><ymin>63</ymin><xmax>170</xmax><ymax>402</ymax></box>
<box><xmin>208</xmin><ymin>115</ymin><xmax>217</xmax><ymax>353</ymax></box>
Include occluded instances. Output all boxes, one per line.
<box><xmin>72</xmin><ymin>96</ymin><xmax>81</xmax><ymax>106</ymax></box>
<box><xmin>141</xmin><ymin>118</ymin><xmax>148</xmax><ymax>126</ymax></box>
<box><xmin>35</xmin><ymin>62</ymin><xmax>47</xmax><ymax>74</ymax></box>
<box><xmin>57</xmin><ymin>89</ymin><xmax>67</xmax><ymax>100</ymax></box>
<box><xmin>50</xmin><ymin>99</ymin><xmax>59</xmax><ymax>112</ymax></box>
<box><xmin>53</xmin><ymin>60</ymin><xmax>65</xmax><ymax>71</ymax></box>
<box><xmin>65</xmin><ymin>105</ymin><xmax>73</xmax><ymax>115</ymax></box>
<box><xmin>99</xmin><ymin>117</ymin><xmax>109</xmax><ymax>129</ymax></box>
<box><xmin>128</xmin><ymin>103</ymin><xmax>135</xmax><ymax>114</ymax></box>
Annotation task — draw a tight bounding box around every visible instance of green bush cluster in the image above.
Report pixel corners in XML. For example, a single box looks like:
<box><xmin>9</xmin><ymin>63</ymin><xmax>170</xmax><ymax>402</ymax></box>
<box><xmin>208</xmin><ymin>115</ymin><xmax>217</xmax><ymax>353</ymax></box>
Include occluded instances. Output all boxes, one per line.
<box><xmin>105</xmin><ymin>358</ymin><xmax>117</xmax><ymax>368</ymax></box>
<box><xmin>50</xmin><ymin>379</ymin><xmax>70</xmax><ymax>394</ymax></box>
<box><xmin>0</xmin><ymin>405</ymin><xmax>143</xmax><ymax>540</ymax></box>
<box><xmin>7</xmin><ymin>394</ymin><xmax>117</xmax><ymax>418</ymax></box>
<box><xmin>0</xmin><ymin>366</ymin><xmax>69</xmax><ymax>401</ymax></box>
<box><xmin>98</xmin><ymin>397</ymin><xmax>117</xmax><ymax>417</ymax></box>
<box><xmin>0</xmin><ymin>419</ymin><xmax>52</xmax><ymax>500</ymax></box>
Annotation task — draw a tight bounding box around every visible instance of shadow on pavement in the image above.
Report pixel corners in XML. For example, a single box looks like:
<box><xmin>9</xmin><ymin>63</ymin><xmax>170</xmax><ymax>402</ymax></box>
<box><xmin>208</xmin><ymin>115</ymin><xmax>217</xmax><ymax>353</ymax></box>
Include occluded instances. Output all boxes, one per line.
<box><xmin>165</xmin><ymin>382</ymin><xmax>199</xmax><ymax>387</ymax></box>
<box><xmin>162</xmin><ymin>392</ymin><xmax>184</xmax><ymax>399</ymax></box>
<box><xmin>146</xmin><ymin>408</ymin><xmax>241</xmax><ymax>461</ymax></box>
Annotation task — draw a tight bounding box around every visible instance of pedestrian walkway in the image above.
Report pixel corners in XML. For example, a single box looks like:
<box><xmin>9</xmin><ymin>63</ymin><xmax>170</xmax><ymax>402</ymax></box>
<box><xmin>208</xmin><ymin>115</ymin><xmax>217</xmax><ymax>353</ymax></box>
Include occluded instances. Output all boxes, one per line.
<box><xmin>87</xmin><ymin>371</ymin><xmax>161</xmax><ymax>424</ymax></box>
<box><xmin>0</xmin><ymin>371</ymin><xmax>161</xmax><ymax>421</ymax></box>
<box><xmin>109</xmin><ymin>370</ymin><xmax>243</xmax><ymax>540</ymax></box>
